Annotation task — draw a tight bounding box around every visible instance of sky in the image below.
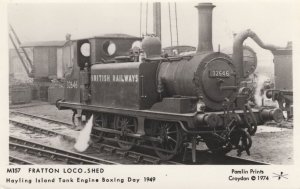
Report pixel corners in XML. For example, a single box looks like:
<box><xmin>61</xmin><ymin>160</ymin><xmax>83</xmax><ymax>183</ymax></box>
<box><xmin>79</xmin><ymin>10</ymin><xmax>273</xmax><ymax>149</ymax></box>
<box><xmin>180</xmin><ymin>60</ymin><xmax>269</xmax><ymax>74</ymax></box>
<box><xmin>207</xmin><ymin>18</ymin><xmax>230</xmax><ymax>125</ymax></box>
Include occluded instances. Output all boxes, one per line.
<box><xmin>7</xmin><ymin>1</ymin><xmax>298</xmax><ymax>69</ymax></box>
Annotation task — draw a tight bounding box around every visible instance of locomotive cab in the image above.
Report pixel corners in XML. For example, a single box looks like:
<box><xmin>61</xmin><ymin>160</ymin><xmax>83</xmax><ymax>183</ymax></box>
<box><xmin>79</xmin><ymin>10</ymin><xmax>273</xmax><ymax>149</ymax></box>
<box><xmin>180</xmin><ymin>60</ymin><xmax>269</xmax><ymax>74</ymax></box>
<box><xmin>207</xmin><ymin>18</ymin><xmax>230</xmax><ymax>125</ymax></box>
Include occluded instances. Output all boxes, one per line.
<box><xmin>62</xmin><ymin>34</ymin><xmax>143</xmax><ymax>105</ymax></box>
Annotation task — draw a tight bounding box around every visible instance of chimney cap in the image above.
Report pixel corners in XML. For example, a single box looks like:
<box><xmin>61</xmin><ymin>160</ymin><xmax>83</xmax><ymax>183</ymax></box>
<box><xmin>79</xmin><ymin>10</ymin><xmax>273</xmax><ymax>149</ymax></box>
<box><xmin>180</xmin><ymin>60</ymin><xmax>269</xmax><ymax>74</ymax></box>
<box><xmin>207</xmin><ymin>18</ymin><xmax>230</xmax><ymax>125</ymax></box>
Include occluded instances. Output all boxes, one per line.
<box><xmin>195</xmin><ymin>3</ymin><xmax>215</xmax><ymax>9</ymax></box>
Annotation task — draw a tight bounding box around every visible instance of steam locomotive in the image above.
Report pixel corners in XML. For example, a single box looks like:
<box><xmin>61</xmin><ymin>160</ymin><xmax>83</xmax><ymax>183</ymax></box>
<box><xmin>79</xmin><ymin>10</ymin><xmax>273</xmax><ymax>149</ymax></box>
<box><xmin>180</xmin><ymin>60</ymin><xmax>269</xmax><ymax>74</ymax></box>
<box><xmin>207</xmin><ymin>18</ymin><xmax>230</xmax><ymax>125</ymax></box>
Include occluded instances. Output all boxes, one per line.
<box><xmin>57</xmin><ymin>3</ymin><xmax>283</xmax><ymax>161</ymax></box>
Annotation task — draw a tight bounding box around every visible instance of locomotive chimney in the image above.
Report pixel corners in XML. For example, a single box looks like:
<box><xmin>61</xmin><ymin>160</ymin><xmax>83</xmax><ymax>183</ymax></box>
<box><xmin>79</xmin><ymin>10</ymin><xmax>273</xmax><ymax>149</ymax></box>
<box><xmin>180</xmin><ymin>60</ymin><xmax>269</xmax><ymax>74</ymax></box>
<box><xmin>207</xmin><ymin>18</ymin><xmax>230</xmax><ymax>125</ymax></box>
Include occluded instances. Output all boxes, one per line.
<box><xmin>195</xmin><ymin>3</ymin><xmax>215</xmax><ymax>52</ymax></box>
<box><xmin>153</xmin><ymin>2</ymin><xmax>162</xmax><ymax>41</ymax></box>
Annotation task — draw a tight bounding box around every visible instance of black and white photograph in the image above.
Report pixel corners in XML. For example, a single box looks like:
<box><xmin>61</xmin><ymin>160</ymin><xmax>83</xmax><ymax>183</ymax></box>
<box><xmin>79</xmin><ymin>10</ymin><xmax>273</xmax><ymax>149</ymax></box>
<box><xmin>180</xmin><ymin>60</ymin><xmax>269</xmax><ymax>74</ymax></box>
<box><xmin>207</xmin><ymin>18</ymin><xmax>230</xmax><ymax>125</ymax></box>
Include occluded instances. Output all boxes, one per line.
<box><xmin>0</xmin><ymin>0</ymin><xmax>299</xmax><ymax>188</ymax></box>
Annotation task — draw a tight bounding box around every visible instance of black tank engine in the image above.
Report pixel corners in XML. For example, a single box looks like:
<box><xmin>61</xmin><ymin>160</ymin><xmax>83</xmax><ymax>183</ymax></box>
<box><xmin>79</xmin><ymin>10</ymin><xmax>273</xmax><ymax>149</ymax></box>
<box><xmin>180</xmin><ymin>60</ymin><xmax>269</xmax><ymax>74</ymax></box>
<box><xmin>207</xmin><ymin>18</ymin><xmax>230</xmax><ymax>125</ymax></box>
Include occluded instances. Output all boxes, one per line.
<box><xmin>57</xmin><ymin>3</ymin><xmax>283</xmax><ymax>162</ymax></box>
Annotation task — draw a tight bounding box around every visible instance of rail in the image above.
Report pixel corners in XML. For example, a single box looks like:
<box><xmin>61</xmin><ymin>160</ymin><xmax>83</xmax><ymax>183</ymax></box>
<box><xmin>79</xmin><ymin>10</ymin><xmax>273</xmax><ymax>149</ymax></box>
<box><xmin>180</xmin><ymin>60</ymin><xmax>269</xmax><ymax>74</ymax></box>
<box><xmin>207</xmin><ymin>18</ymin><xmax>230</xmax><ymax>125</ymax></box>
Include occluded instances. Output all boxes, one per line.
<box><xmin>10</xmin><ymin>136</ymin><xmax>118</xmax><ymax>165</ymax></box>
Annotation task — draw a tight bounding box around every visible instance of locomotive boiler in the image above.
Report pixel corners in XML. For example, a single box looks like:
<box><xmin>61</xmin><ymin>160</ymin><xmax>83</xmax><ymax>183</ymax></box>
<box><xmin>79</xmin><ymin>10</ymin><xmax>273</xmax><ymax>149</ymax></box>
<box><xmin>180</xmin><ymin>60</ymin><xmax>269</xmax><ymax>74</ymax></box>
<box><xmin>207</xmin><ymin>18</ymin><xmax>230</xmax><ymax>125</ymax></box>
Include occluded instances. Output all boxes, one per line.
<box><xmin>57</xmin><ymin>3</ymin><xmax>283</xmax><ymax>162</ymax></box>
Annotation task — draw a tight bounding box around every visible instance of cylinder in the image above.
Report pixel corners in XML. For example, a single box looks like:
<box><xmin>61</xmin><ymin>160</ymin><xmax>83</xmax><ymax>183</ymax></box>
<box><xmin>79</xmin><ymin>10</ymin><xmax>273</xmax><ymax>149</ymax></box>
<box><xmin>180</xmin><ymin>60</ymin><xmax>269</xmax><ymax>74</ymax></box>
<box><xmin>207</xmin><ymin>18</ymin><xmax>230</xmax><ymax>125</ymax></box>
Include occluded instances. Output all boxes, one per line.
<box><xmin>195</xmin><ymin>113</ymin><xmax>221</xmax><ymax>127</ymax></box>
<box><xmin>195</xmin><ymin>3</ymin><xmax>215</xmax><ymax>52</ymax></box>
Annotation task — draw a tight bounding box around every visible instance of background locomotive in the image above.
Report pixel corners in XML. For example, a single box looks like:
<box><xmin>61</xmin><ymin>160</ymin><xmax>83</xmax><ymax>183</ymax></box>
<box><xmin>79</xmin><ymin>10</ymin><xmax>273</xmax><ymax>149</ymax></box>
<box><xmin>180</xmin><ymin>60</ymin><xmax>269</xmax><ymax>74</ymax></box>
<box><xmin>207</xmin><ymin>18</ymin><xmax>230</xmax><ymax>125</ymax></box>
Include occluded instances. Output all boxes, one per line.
<box><xmin>55</xmin><ymin>3</ymin><xmax>284</xmax><ymax>162</ymax></box>
<box><xmin>266</xmin><ymin>42</ymin><xmax>293</xmax><ymax>119</ymax></box>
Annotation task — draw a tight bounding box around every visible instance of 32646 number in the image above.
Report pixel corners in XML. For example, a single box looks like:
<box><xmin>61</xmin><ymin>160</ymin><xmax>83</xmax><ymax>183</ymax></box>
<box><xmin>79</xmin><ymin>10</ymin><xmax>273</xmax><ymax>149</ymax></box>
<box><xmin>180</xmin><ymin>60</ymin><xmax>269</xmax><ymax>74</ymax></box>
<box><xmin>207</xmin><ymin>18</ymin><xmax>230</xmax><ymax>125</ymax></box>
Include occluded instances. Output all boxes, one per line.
<box><xmin>209</xmin><ymin>70</ymin><xmax>230</xmax><ymax>78</ymax></box>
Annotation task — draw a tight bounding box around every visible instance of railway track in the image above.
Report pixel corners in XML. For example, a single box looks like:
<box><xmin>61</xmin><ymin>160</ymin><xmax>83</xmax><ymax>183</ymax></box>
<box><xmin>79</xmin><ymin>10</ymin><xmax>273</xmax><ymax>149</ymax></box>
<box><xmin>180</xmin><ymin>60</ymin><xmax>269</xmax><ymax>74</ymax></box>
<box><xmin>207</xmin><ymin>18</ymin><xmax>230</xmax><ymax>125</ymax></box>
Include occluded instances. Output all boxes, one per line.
<box><xmin>9</xmin><ymin>112</ymin><xmax>180</xmax><ymax>164</ymax></box>
<box><xmin>9</xmin><ymin>111</ymin><xmax>269</xmax><ymax>165</ymax></box>
<box><xmin>9</xmin><ymin>155</ymin><xmax>34</xmax><ymax>165</ymax></box>
<box><xmin>197</xmin><ymin>152</ymin><xmax>269</xmax><ymax>165</ymax></box>
<box><xmin>90</xmin><ymin>142</ymin><xmax>180</xmax><ymax>164</ymax></box>
<box><xmin>10</xmin><ymin>110</ymin><xmax>73</xmax><ymax>127</ymax></box>
<box><xmin>9</xmin><ymin>118</ymin><xmax>74</xmax><ymax>142</ymax></box>
<box><xmin>173</xmin><ymin>147</ymin><xmax>270</xmax><ymax>165</ymax></box>
<box><xmin>10</xmin><ymin>136</ymin><xmax>118</xmax><ymax>165</ymax></box>
<box><xmin>222</xmin><ymin>155</ymin><xmax>269</xmax><ymax>165</ymax></box>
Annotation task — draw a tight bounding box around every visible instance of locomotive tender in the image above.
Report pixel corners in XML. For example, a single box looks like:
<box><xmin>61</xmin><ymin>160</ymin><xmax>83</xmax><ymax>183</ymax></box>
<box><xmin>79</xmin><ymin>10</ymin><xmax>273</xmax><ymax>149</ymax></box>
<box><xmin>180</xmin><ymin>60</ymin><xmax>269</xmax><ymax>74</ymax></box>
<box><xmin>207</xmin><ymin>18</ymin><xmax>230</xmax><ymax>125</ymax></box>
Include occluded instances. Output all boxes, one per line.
<box><xmin>57</xmin><ymin>3</ymin><xmax>283</xmax><ymax>161</ymax></box>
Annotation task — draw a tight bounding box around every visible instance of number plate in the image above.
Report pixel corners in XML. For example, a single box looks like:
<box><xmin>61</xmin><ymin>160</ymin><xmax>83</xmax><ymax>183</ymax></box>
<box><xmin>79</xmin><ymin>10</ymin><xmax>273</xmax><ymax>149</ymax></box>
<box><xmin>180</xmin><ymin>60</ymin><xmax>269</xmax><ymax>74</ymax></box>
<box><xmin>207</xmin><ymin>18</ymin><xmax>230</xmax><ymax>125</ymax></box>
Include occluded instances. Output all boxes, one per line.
<box><xmin>209</xmin><ymin>70</ymin><xmax>230</xmax><ymax>78</ymax></box>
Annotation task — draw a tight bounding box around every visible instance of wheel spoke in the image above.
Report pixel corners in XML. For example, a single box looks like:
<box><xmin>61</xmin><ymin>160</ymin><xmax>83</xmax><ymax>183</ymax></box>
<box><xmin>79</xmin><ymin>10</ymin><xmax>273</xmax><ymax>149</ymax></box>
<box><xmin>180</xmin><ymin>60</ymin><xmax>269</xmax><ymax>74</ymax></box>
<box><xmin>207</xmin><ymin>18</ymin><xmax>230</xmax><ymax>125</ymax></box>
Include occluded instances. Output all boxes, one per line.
<box><xmin>92</xmin><ymin>114</ymin><xmax>107</xmax><ymax>139</ymax></box>
<box><xmin>165</xmin><ymin>124</ymin><xmax>172</xmax><ymax>130</ymax></box>
<box><xmin>167</xmin><ymin>136</ymin><xmax>177</xmax><ymax>144</ymax></box>
<box><xmin>167</xmin><ymin>142</ymin><xmax>175</xmax><ymax>151</ymax></box>
<box><xmin>125</xmin><ymin>128</ymin><xmax>133</xmax><ymax>133</ymax></box>
<box><xmin>114</xmin><ymin>116</ymin><xmax>137</xmax><ymax>150</ymax></box>
<box><xmin>167</xmin><ymin>131</ymin><xmax>177</xmax><ymax>135</ymax></box>
<box><xmin>152</xmin><ymin>122</ymin><xmax>182</xmax><ymax>161</ymax></box>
